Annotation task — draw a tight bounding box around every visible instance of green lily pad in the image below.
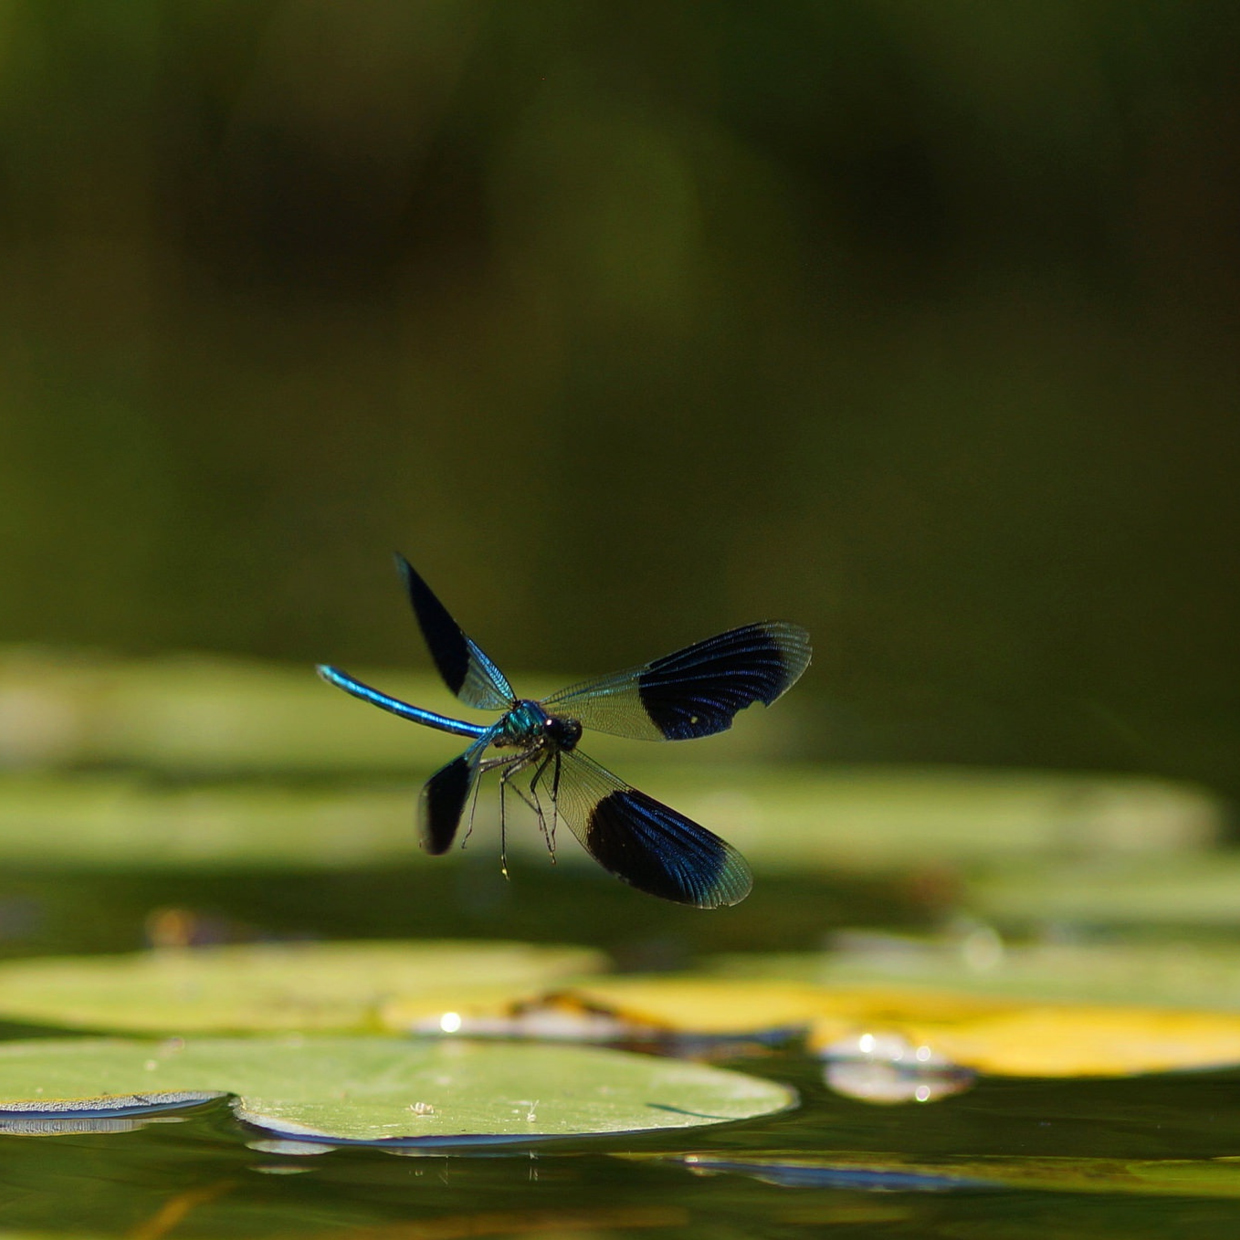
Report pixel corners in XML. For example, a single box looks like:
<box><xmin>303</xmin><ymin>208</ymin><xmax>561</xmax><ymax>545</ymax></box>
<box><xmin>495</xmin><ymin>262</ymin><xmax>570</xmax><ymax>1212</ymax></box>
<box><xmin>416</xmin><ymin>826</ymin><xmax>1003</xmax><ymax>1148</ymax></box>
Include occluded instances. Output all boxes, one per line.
<box><xmin>0</xmin><ymin>941</ymin><xmax>606</xmax><ymax>1035</ymax></box>
<box><xmin>0</xmin><ymin>1037</ymin><xmax>795</xmax><ymax>1144</ymax></box>
<box><xmin>970</xmin><ymin>854</ymin><xmax>1240</xmax><ymax>928</ymax></box>
<box><xmin>0</xmin><ymin>650</ymin><xmax>795</xmax><ymax>775</ymax></box>
<box><xmin>645</xmin><ymin>765</ymin><xmax>1220</xmax><ymax>866</ymax></box>
<box><xmin>0</xmin><ymin>651</ymin><xmax>458</xmax><ymax>774</ymax></box>
<box><xmin>0</xmin><ymin>773</ymin><xmax>432</xmax><ymax>869</ymax></box>
<box><xmin>0</xmin><ymin>765</ymin><xmax>1219</xmax><ymax>872</ymax></box>
<box><xmin>710</xmin><ymin>934</ymin><xmax>1240</xmax><ymax>1011</ymax></box>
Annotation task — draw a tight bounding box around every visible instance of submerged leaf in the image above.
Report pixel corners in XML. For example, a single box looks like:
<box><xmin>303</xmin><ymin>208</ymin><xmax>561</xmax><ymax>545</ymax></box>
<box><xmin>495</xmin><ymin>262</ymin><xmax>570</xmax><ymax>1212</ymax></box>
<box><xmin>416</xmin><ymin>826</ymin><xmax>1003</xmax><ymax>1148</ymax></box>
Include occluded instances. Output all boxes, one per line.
<box><xmin>0</xmin><ymin>1038</ymin><xmax>795</xmax><ymax>1144</ymax></box>
<box><xmin>639</xmin><ymin>1150</ymin><xmax>1240</xmax><ymax>1199</ymax></box>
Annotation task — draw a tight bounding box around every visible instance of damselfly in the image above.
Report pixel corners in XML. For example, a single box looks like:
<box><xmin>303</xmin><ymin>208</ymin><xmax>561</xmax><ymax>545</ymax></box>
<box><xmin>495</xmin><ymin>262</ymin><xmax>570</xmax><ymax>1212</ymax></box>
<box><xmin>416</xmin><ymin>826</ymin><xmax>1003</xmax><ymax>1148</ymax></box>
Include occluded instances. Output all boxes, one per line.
<box><xmin>318</xmin><ymin>556</ymin><xmax>811</xmax><ymax>907</ymax></box>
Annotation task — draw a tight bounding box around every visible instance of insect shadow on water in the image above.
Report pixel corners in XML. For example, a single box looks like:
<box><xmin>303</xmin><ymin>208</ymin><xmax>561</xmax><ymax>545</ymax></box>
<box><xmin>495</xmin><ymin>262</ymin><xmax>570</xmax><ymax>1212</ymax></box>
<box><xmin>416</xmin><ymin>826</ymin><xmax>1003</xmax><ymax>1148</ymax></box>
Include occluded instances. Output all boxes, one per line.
<box><xmin>318</xmin><ymin>555</ymin><xmax>811</xmax><ymax>908</ymax></box>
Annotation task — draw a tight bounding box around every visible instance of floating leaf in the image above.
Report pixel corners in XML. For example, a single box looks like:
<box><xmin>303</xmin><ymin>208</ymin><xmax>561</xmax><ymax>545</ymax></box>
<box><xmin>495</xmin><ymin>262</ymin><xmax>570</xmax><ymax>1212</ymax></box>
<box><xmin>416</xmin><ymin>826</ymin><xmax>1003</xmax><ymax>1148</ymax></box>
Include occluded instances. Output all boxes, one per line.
<box><xmin>642</xmin><ymin>766</ymin><xmax>1221</xmax><ymax>865</ymax></box>
<box><xmin>814</xmin><ymin>1004</ymin><xmax>1240</xmax><ymax>1079</ymax></box>
<box><xmin>397</xmin><ymin>973</ymin><xmax>1240</xmax><ymax>1079</ymax></box>
<box><xmin>382</xmin><ymin>978</ymin><xmax>829</xmax><ymax>1041</ymax></box>
<box><xmin>0</xmin><ymin>651</ymin><xmax>793</xmax><ymax>776</ymax></box>
<box><xmin>0</xmin><ymin>1037</ymin><xmax>795</xmax><ymax>1144</ymax></box>
<box><xmin>0</xmin><ymin>942</ymin><xmax>605</xmax><ymax>1035</ymax></box>
<box><xmin>677</xmin><ymin>960</ymin><xmax>1240</xmax><ymax>1078</ymax></box>
<box><xmin>0</xmin><ymin>765</ymin><xmax>1219</xmax><ymax>871</ymax></box>
<box><xmin>0</xmin><ymin>774</ymin><xmax>431</xmax><ymax>869</ymax></box>
<box><xmin>0</xmin><ymin>652</ymin><xmax>460</xmax><ymax>774</ymax></box>
<box><xmin>711</xmin><ymin>934</ymin><xmax>1240</xmax><ymax>1011</ymax></box>
<box><xmin>970</xmin><ymin>854</ymin><xmax>1240</xmax><ymax>928</ymax></box>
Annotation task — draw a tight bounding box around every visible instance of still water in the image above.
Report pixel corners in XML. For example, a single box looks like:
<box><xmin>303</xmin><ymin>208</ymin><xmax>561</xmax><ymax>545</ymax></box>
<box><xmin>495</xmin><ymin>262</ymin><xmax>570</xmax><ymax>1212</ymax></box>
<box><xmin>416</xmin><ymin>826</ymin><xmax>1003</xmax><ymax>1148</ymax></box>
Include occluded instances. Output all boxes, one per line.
<box><xmin>2</xmin><ymin>864</ymin><xmax>1240</xmax><ymax>1238</ymax></box>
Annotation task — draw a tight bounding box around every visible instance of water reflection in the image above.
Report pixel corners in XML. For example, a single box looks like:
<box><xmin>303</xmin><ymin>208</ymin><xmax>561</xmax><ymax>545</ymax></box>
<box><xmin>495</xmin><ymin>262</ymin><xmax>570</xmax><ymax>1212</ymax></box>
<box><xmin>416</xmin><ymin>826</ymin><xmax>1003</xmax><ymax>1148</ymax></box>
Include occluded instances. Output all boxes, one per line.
<box><xmin>677</xmin><ymin>1151</ymin><xmax>986</xmax><ymax>1192</ymax></box>
<box><xmin>0</xmin><ymin>1113</ymin><xmax>188</xmax><ymax>1136</ymax></box>
<box><xmin>819</xmin><ymin>1031</ymin><xmax>975</xmax><ymax>1105</ymax></box>
<box><xmin>2</xmin><ymin>1066</ymin><xmax>1240</xmax><ymax>1236</ymax></box>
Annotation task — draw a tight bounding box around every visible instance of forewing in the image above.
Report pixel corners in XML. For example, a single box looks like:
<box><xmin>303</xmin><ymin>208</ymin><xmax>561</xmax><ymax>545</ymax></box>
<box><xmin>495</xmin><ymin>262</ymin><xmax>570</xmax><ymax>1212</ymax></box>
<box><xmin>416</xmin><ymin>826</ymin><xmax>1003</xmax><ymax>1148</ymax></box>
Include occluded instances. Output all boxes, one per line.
<box><xmin>543</xmin><ymin>621</ymin><xmax>812</xmax><ymax>740</ymax></box>
<box><xmin>418</xmin><ymin>747</ymin><xmax>483</xmax><ymax>854</ymax></box>
<box><xmin>396</xmin><ymin>554</ymin><xmax>514</xmax><ymax>711</ymax></box>
<box><xmin>551</xmin><ymin>750</ymin><xmax>753</xmax><ymax>907</ymax></box>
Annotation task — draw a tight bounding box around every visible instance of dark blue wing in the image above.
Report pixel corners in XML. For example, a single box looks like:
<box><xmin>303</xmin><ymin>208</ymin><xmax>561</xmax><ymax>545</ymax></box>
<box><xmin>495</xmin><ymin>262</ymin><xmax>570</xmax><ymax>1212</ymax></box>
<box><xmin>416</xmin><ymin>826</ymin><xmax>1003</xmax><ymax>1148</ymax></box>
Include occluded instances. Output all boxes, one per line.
<box><xmin>551</xmin><ymin>750</ymin><xmax>753</xmax><ymax>907</ymax></box>
<box><xmin>418</xmin><ymin>740</ymin><xmax>487</xmax><ymax>854</ymax></box>
<box><xmin>396</xmin><ymin>554</ymin><xmax>515</xmax><ymax>712</ymax></box>
<box><xmin>542</xmin><ymin>621</ymin><xmax>811</xmax><ymax>741</ymax></box>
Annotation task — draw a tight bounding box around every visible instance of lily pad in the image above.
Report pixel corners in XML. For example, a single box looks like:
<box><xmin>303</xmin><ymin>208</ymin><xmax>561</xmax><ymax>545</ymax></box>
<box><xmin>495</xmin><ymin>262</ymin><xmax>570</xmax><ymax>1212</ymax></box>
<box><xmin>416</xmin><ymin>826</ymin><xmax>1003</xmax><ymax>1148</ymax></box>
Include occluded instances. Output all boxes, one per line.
<box><xmin>0</xmin><ymin>651</ymin><xmax>459</xmax><ymax>774</ymax></box>
<box><xmin>574</xmin><ymin>975</ymin><xmax>1240</xmax><ymax>1078</ymax></box>
<box><xmin>710</xmin><ymin>934</ymin><xmax>1240</xmax><ymax>1011</ymax></box>
<box><xmin>0</xmin><ymin>650</ymin><xmax>795</xmax><ymax>775</ymax></box>
<box><xmin>383</xmin><ymin>978</ymin><xmax>828</xmax><ymax>1040</ymax></box>
<box><xmin>391</xmin><ymin>973</ymin><xmax>1240</xmax><ymax>1079</ymax></box>
<box><xmin>820</xmin><ymin>1003</ymin><xmax>1240</xmax><ymax>1079</ymax></box>
<box><xmin>0</xmin><ymin>765</ymin><xmax>1219</xmax><ymax>871</ymax></box>
<box><xmin>0</xmin><ymin>941</ymin><xmax>606</xmax><ymax>1035</ymax></box>
<box><xmin>0</xmin><ymin>1037</ymin><xmax>795</xmax><ymax>1144</ymax></box>
<box><xmin>0</xmin><ymin>774</ymin><xmax>432</xmax><ymax>869</ymax></box>
<box><xmin>970</xmin><ymin>854</ymin><xmax>1240</xmax><ymax>928</ymax></box>
<box><xmin>631</xmin><ymin>765</ymin><xmax>1221</xmax><ymax>865</ymax></box>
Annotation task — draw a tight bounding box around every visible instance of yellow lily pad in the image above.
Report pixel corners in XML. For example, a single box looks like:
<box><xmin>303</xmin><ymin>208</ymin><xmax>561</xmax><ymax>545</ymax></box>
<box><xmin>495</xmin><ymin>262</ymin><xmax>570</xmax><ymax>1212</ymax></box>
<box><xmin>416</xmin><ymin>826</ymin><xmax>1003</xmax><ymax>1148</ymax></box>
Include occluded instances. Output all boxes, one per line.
<box><xmin>392</xmin><ymin>972</ymin><xmax>1240</xmax><ymax>1079</ymax></box>
<box><xmin>383</xmin><ymin>977</ymin><xmax>831</xmax><ymax>1039</ymax></box>
<box><xmin>0</xmin><ymin>941</ymin><xmax>605</xmax><ymax>1035</ymax></box>
<box><xmin>824</xmin><ymin>1003</ymin><xmax>1240</xmax><ymax>1078</ymax></box>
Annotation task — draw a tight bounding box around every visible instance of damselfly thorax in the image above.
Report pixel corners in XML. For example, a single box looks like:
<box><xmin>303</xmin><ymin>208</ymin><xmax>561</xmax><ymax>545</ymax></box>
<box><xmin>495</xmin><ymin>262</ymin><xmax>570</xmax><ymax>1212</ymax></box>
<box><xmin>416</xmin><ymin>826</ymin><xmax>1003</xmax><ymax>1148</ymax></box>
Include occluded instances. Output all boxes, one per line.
<box><xmin>492</xmin><ymin>701</ymin><xmax>583</xmax><ymax>755</ymax></box>
<box><xmin>470</xmin><ymin>702</ymin><xmax>587</xmax><ymax>876</ymax></box>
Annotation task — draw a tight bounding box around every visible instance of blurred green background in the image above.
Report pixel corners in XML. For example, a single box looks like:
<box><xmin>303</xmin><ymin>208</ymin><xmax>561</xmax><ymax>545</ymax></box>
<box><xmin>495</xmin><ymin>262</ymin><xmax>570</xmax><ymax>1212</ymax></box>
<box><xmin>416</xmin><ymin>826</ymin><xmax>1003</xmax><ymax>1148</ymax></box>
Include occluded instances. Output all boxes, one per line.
<box><xmin>2</xmin><ymin>1</ymin><xmax>1238</xmax><ymax>799</ymax></box>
